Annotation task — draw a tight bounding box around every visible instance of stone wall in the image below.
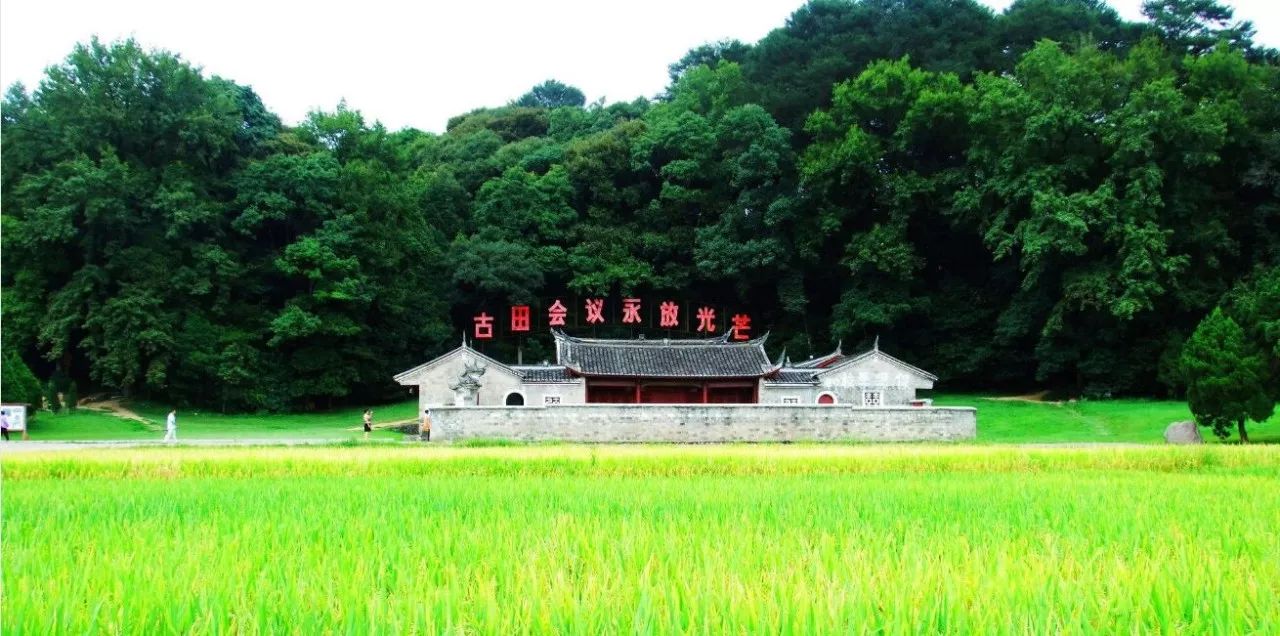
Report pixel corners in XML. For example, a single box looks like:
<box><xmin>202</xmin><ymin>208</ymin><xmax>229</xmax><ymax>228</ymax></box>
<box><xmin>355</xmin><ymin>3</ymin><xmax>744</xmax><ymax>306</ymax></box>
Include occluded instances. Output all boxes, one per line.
<box><xmin>418</xmin><ymin>404</ymin><xmax>977</xmax><ymax>442</ymax></box>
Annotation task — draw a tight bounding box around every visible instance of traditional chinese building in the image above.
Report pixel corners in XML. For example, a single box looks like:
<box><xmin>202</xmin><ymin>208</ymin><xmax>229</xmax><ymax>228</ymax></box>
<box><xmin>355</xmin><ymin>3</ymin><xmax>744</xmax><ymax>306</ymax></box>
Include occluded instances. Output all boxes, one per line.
<box><xmin>394</xmin><ymin>330</ymin><xmax>937</xmax><ymax>412</ymax></box>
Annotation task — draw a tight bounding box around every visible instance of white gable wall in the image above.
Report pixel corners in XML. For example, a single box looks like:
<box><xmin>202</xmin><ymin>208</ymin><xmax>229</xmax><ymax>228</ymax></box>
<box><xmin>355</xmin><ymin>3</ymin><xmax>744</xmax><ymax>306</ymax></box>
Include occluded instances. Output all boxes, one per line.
<box><xmin>761</xmin><ymin>352</ymin><xmax>934</xmax><ymax>406</ymax></box>
<box><xmin>396</xmin><ymin>348</ymin><xmax>584</xmax><ymax>414</ymax></box>
<box><xmin>814</xmin><ymin>352</ymin><xmax>933</xmax><ymax>406</ymax></box>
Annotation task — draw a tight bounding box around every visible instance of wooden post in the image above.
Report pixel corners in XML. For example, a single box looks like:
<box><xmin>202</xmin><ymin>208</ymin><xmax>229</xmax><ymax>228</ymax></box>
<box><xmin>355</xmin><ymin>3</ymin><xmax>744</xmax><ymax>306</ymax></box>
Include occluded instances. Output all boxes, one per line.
<box><xmin>701</xmin><ymin>383</ymin><xmax>709</xmax><ymax>404</ymax></box>
<box><xmin>634</xmin><ymin>382</ymin><xmax>642</xmax><ymax>404</ymax></box>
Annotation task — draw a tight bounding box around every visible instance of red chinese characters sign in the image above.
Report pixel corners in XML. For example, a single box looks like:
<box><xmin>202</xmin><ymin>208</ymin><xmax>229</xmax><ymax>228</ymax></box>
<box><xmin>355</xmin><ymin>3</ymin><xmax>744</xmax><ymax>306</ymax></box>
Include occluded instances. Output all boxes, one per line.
<box><xmin>547</xmin><ymin>300</ymin><xmax>567</xmax><ymax>326</ymax></box>
<box><xmin>510</xmin><ymin>305</ymin><xmax>531</xmax><ymax>332</ymax></box>
<box><xmin>621</xmin><ymin>298</ymin><xmax>642</xmax><ymax>324</ymax></box>
<box><xmin>467</xmin><ymin>298</ymin><xmax>751</xmax><ymax>338</ymax></box>
<box><xmin>473</xmin><ymin>312</ymin><xmax>493</xmax><ymax>340</ymax></box>
<box><xmin>584</xmin><ymin>298</ymin><xmax>605</xmax><ymax>324</ymax></box>
<box><xmin>730</xmin><ymin>313</ymin><xmax>751</xmax><ymax>341</ymax></box>
<box><xmin>695</xmin><ymin>306</ymin><xmax>716</xmax><ymax>333</ymax></box>
<box><xmin>659</xmin><ymin>301</ymin><xmax>679</xmax><ymax>328</ymax></box>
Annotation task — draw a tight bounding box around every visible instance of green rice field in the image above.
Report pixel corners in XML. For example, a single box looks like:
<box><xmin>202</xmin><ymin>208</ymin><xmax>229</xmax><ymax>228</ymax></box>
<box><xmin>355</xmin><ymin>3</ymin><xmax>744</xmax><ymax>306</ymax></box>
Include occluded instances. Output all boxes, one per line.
<box><xmin>4</xmin><ymin>445</ymin><xmax>1279</xmax><ymax>634</ymax></box>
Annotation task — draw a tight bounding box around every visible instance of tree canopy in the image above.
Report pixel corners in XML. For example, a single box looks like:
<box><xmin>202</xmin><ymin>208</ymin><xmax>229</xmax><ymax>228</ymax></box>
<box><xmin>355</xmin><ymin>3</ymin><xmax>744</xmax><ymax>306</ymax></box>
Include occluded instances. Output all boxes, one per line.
<box><xmin>514</xmin><ymin>80</ymin><xmax>587</xmax><ymax>109</ymax></box>
<box><xmin>3</xmin><ymin>1</ymin><xmax>1278</xmax><ymax>410</ymax></box>
<box><xmin>1180</xmin><ymin>308</ymin><xmax>1273</xmax><ymax>441</ymax></box>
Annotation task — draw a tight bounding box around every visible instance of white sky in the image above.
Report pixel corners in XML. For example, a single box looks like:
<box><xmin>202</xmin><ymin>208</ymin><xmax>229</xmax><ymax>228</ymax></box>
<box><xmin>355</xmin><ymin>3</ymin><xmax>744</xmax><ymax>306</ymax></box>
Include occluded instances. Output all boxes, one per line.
<box><xmin>2</xmin><ymin>0</ymin><xmax>1277</xmax><ymax>133</ymax></box>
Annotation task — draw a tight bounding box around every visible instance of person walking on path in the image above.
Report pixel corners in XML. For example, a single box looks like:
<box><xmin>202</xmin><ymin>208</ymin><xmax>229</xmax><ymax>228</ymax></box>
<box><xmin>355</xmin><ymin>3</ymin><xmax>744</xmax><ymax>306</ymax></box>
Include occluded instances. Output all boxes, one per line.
<box><xmin>1</xmin><ymin>411</ymin><xmax>10</xmax><ymax>441</ymax></box>
<box><xmin>420</xmin><ymin>408</ymin><xmax>432</xmax><ymax>442</ymax></box>
<box><xmin>363</xmin><ymin>409</ymin><xmax>373</xmax><ymax>441</ymax></box>
<box><xmin>163</xmin><ymin>409</ymin><xmax>177</xmax><ymax>443</ymax></box>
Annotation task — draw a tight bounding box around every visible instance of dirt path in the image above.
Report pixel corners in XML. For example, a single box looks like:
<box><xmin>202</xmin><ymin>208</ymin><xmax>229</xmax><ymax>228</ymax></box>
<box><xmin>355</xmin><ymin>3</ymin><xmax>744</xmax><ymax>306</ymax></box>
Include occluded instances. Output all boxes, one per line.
<box><xmin>335</xmin><ymin>418</ymin><xmax>419</xmax><ymax>432</ymax></box>
<box><xmin>986</xmin><ymin>391</ymin><xmax>1056</xmax><ymax>404</ymax></box>
<box><xmin>79</xmin><ymin>399</ymin><xmax>161</xmax><ymax>430</ymax></box>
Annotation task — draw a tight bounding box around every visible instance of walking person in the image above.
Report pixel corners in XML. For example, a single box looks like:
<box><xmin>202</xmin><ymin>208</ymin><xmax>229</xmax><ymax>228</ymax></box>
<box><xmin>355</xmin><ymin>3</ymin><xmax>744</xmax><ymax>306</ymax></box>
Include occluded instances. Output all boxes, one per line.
<box><xmin>362</xmin><ymin>409</ymin><xmax>372</xmax><ymax>441</ymax></box>
<box><xmin>1</xmin><ymin>410</ymin><xmax>10</xmax><ymax>441</ymax></box>
<box><xmin>419</xmin><ymin>408</ymin><xmax>432</xmax><ymax>442</ymax></box>
<box><xmin>163</xmin><ymin>409</ymin><xmax>177</xmax><ymax>443</ymax></box>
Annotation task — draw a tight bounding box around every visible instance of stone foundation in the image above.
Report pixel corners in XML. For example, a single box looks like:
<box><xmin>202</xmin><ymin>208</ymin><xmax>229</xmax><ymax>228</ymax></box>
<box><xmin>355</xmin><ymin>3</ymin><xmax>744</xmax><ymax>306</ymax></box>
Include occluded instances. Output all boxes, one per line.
<box><xmin>415</xmin><ymin>404</ymin><xmax>976</xmax><ymax>442</ymax></box>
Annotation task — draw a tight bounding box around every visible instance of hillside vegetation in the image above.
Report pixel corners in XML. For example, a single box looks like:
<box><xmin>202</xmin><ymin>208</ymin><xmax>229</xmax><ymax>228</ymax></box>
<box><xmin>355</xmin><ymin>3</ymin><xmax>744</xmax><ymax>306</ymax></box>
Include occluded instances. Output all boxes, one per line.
<box><xmin>3</xmin><ymin>0</ymin><xmax>1277</xmax><ymax>410</ymax></box>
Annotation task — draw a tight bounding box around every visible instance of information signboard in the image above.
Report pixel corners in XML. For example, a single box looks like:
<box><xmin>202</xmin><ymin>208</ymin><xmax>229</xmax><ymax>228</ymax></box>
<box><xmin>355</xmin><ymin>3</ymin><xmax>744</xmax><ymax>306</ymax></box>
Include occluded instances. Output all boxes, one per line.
<box><xmin>1</xmin><ymin>404</ymin><xmax>28</xmax><ymax>432</ymax></box>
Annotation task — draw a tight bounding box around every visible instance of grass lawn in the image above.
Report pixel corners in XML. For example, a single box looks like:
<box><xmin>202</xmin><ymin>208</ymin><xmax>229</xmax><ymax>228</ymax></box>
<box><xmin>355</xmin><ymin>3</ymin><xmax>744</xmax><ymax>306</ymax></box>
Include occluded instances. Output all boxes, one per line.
<box><xmin>21</xmin><ymin>399</ymin><xmax>417</xmax><ymax>441</ymax></box>
<box><xmin>930</xmin><ymin>394</ymin><xmax>1279</xmax><ymax>444</ymax></box>
<box><xmin>4</xmin><ymin>445</ymin><xmax>1278</xmax><ymax>633</ymax></box>
<box><xmin>14</xmin><ymin>393</ymin><xmax>1277</xmax><ymax>444</ymax></box>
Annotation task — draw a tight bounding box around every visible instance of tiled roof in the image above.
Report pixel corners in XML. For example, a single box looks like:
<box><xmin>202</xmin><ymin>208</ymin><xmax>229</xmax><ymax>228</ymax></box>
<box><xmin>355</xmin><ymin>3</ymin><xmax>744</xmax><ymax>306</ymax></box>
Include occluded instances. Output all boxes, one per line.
<box><xmin>792</xmin><ymin>353</ymin><xmax>843</xmax><ymax>368</ymax></box>
<box><xmin>511</xmin><ymin>366</ymin><xmax>577</xmax><ymax>383</ymax></box>
<box><xmin>554</xmin><ymin>330</ymin><xmax>776</xmax><ymax>378</ymax></box>
<box><xmin>763</xmin><ymin>369</ymin><xmax>819</xmax><ymax>385</ymax></box>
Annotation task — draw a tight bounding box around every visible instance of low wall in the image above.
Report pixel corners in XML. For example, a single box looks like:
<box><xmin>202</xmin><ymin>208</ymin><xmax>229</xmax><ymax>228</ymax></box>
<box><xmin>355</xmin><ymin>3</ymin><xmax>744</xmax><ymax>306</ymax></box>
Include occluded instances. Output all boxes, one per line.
<box><xmin>416</xmin><ymin>404</ymin><xmax>977</xmax><ymax>442</ymax></box>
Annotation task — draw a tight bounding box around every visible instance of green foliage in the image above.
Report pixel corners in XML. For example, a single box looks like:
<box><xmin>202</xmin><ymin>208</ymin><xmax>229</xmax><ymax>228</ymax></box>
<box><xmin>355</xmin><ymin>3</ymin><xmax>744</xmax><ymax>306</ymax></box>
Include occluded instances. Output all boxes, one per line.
<box><xmin>1</xmin><ymin>352</ymin><xmax>43</xmax><ymax>408</ymax></box>
<box><xmin>2</xmin><ymin>39</ymin><xmax>448</xmax><ymax>411</ymax></box>
<box><xmin>44</xmin><ymin>380</ymin><xmax>60</xmax><ymax>413</ymax></box>
<box><xmin>1142</xmin><ymin>0</ymin><xmax>1258</xmax><ymax>55</ymax></box>
<box><xmin>513</xmin><ymin>79</ymin><xmax>586</xmax><ymax>109</ymax></box>
<box><xmin>667</xmin><ymin>39</ymin><xmax>751</xmax><ymax>83</ymax></box>
<box><xmin>65</xmin><ymin>381</ymin><xmax>78</xmax><ymax>411</ymax></box>
<box><xmin>1223</xmin><ymin>266</ymin><xmax>1280</xmax><ymax>389</ymax></box>
<box><xmin>743</xmin><ymin>0</ymin><xmax>999</xmax><ymax>130</ymax></box>
<box><xmin>3</xmin><ymin>4</ymin><xmax>1279</xmax><ymax>410</ymax></box>
<box><xmin>1000</xmin><ymin>0</ymin><xmax>1144</xmax><ymax>61</ymax></box>
<box><xmin>1180</xmin><ymin>308</ymin><xmax>1274</xmax><ymax>440</ymax></box>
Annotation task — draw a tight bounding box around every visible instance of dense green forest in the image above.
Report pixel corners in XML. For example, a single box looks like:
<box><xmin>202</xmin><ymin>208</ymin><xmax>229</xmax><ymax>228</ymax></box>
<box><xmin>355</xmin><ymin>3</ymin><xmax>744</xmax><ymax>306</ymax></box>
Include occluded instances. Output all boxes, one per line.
<box><xmin>3</xmin><ymin>0</ymin><xmax>1278</xmax><ymax>410</ymax></box>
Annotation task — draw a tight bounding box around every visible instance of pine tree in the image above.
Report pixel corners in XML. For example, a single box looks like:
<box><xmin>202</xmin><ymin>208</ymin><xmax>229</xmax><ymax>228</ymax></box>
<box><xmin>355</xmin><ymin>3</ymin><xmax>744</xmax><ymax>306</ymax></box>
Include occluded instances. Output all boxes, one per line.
<box><xmin>1</xmin><ymin>353</ymin><xmax>43</xmax><ymax>409</ymax></box>
<box><xmin>65</xmin><ymin>381</ymin><xmax>79</xmax><ymax>411</ymax></box>
<box><xmin>1180</xmin><ymin>308</ymin><xmax>1274</xmax><ymax>442</ymax></box>
<box><xmin>44</xmin><ymin>380</ymin><xmax>60</xmax><ymax>414</ymax></box>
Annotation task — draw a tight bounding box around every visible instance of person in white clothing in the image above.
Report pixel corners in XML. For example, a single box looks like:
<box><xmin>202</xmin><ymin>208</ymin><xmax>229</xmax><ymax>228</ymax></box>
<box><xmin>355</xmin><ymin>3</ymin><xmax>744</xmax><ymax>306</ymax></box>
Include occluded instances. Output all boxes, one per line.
<box><xmin>163</xmin><ymin>409</ymin><xmax>177</xmax><ymax>443</ymax></box>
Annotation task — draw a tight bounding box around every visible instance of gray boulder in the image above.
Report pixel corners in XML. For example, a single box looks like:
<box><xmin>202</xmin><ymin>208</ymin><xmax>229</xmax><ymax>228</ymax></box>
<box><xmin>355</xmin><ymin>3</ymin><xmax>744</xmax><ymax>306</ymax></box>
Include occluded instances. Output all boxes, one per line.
<box><xmin>1164</xmin><ymin>421</ymin><xmax>1203</xmax><ymax>444</ymax></box>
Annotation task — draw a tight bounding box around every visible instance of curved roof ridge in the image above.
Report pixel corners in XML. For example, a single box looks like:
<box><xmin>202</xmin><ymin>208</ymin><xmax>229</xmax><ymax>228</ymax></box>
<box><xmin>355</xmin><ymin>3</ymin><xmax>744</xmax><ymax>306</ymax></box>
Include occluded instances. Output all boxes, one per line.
<box><xmin>554</xmin><ymin>328</ymin><xmax>775</xmax><ymax>379</ymax></box>
<box><xmin>553</xmin><ymin>328</ymin><xmax>765</xmax><ymax>347</ymax></box>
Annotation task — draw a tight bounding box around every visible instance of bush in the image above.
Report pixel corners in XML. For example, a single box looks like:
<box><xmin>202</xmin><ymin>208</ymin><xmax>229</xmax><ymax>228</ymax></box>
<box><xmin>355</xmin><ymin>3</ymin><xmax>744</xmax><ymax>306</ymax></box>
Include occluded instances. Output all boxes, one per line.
<box><xmin>1</xmin><ymin>352</ymin><xmax>43</xmax><ymax>409</ymax></box>
<box><xmin>45</xmin><ymin>380</ymin><xmax>60</xmax><ymax>413</ymax></box>
<box><xmin>65</xmin><ymin>381</ymin><xmax>79</xmax><ymax>411</ymax></box>
<box><xmin>1180</xmin><ymin>308</ymin><xmax>1274</xmax><ymax>442</ymax></box>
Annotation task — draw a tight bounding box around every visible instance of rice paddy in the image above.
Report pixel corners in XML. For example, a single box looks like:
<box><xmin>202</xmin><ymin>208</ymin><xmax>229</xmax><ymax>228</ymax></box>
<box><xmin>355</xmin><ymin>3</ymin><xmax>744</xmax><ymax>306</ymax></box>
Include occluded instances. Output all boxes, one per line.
<box><xmin>4</xmin><ymin>445</ymin><xmax>1279</xmax><ymax>634</ymax></box>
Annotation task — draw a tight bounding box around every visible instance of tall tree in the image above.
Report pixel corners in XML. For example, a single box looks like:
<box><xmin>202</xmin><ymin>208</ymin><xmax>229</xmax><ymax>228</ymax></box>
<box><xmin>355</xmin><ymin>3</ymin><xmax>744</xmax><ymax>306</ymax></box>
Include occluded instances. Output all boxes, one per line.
<box><xmin>514</xmin><ymin>80</ymin><xmax>586</xmax><ymax>109</ymax></box>
<box><xmin>1142</xmin><ymin>0</ymin><xmax>1257</xmax><ymax>55</ymax></box>
<box><xmin>998</xmin><ymin>0</ymin><xmax>1144</xmax><ymax>63</ymax></box>
<box><xmin>1223</xmin><ymin>266</ymin><xmax>1280</xmax><ymax>402</ymax></box>
<box><xmin>743</xmin><ymin>0</ymin><xmax>997</xmax><ymax>132</ymax></box>
<box><xmin>668</xmin><ymin>40</ymin><xmax>752</xmax><ymax>83</ymax></box>
<box><xmin>1180</xmin><ymin>308</ymin><xmax>1273</xmax><ymax>442</ymax></box>
<box><xmin>1</xmin><ymin>38</ymin><xmax>273</xmax><ymax>399</ymax></box>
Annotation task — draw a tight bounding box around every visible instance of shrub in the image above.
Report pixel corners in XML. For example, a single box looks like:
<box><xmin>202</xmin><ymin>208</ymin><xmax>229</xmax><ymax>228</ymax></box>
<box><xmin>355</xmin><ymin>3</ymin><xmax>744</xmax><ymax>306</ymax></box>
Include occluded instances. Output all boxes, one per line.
<box><xmin>1</xmin><ymin>352</ymin><xmax>43</xmax><ymax>410</ymax></box>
